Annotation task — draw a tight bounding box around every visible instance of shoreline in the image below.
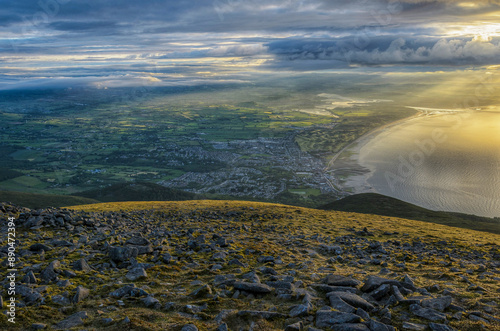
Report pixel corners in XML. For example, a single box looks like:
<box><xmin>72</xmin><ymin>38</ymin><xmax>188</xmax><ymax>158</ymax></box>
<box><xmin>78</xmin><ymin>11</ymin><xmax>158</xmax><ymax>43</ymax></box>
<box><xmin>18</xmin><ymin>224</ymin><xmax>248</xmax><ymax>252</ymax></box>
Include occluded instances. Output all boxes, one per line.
<box><xmin>329</xmin><ymin>109</ymin><xmax>500</xmax><ymax>218</ymax></box>
<box><xmin>325</xmin><ymin>111</ymin><xmax>423</xmax><ymax>196</ymax></box>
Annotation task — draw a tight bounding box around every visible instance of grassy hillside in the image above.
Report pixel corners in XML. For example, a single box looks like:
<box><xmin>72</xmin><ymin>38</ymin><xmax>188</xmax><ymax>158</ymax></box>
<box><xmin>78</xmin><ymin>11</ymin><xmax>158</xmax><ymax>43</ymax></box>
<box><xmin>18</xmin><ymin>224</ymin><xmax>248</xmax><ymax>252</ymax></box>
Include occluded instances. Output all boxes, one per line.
<box><xmin>321</xmin><ymin>193</ymin><xmax>500</xmax><ymax>235</ymax></box>
<box><xmin>75</xmin><ymin>182</ymin><xmax>198</xmax><ymax>202</ymax></box>
<box><xmin>0</xmin><ymin>190</ymin><xmax>99</xmax><ymax>209</ymax></box>
<box><xmin>1</xmin><ymin>200</ymin><xmax>498</xmax><ymax>330</ymax></box>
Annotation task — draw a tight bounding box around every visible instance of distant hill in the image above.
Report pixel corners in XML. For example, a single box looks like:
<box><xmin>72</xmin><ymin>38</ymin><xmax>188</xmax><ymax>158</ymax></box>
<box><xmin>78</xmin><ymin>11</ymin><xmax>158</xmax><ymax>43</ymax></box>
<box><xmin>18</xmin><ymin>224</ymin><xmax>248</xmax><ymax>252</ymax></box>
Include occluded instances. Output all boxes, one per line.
<box><xmin>75</xmin><ymin>182</ymin><xmax>198</xmax><ymax>202</ymax></box>
<box><xmin>321</xmin><ymin>193</ymin><xmax>500</xmax><ymax>234</ymax></box>
<box><xmin>0</xmin><ymin>190</ymin><xmax>99</xmax><ymax>209</ymax></box>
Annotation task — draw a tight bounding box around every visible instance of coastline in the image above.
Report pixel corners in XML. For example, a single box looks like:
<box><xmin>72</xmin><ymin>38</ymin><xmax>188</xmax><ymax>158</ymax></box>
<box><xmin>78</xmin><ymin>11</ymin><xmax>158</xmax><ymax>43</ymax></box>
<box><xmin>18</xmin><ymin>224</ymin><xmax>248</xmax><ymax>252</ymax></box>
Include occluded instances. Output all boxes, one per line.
<box><xmin>325</xmin><ymin>111</ymin><xmax>422</xmax><ymax>196</ymax></box>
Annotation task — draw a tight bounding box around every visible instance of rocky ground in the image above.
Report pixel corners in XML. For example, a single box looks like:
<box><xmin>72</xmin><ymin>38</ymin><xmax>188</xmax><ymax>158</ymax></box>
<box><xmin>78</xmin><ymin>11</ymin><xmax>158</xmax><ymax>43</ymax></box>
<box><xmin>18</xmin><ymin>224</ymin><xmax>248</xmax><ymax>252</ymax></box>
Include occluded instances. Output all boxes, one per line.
<box><xmin>0</xmin><ymin>200</ymin><xmax>499</xmax><ymax>330</ymax></box>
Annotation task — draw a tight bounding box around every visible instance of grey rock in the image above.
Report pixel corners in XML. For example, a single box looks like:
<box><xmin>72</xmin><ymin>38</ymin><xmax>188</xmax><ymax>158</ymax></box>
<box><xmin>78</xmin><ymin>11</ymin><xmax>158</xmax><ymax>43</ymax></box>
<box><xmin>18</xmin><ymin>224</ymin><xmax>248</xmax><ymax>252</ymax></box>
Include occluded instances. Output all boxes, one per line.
<box><xmin>369</xmin><ymin>319</ymin><xmax>396</xmax><ymax>331</ymax></box>
<box><xmin>237</xmin><ymin>310</ymin><xmax>286</xmax><ymax>320</ymax></box>
<box><xmin>228</xmin><ymin>258</ymin><xmax>247</xmax><ymax>267</ymax></box>
<box><xmin>216</xmin><ymin>323</ymin><xmax>229</xmax><ymax>331</ymax></box>
<box><xmin>31</xmin><ymin>323</ymin><xmax>46</xmax><ymax>329</ymax></box>
<box><xmin>162</xmin><ymin>252</ymin><xmax>172</xmax><ymax>263</ymax></box>
<box><xmin>356</xmin><ymin>308</ymin><xmax>370</xmax><ymax>320</ymax></box>
<box><xmin>428</xmin><ymin>323</ymin><xmax>457</xmax><ymax>331</ymax></box>
<box><xmin>402</xmin><ymin>322</ymin><xmax>426</xmax><ymax>330</ymax></box>
<box><xmin>142</xmin><ymin>296</ymin><xmax>160</xmax><ymax>308</ymax></box>
<box><xmin>57</xmin><ymin>279</ymin><xmax>71</xmax><ymax>288</ymax></box>
<box><xmin>285</xmin><ymin>321</ymin><xmax>304</xmax><ymax>331</ymax></box>
<box><xmin>181</xmin><ymin>324</ymin><xmax>198</xmax><ymax>331</ymax></box>
<box><xmin>327</xmin><ymin>291</ymin><xmax>375</xmax><ymax>311</ymax></box>
<box><xmin>289</xmin><ymin>303</ymin><xmax>312</xmax><ymax>317</ymax></box>
<box><xmin>410</xmin><ymin>304</ymin><xmax>447</xmax><ymax>322</ymax></box>
<box><xmin>102</xmin><ymin>318</ymin><xmax>113</xmax><ymax>324</ymax></box>
<box><xmin>315</xmin><ymin>310</ymin><xmax>361</xmax><ymax>328</ymax></box>
<box><xmin>469</xmin><ymin>314</ymin><xmax>490</xmax><ymax>324</ymax></box>
<box><xmin>330</xmin><ymin>324</ymin><xmax>370</xmax><ymax>331</ymax></box>
<box><xmin>233</xmin><ymin>281</ymin><xmax>272</xmax><ymax>293</ymax></box>
<box><xmin>311</xmin><ymin>284</ymin><xmax>357</xmax><ymax>293</ymax></box>
<box><xmin>110</xmin><ymin>285</ymin><xmax>149</xmax><ymax>298</ymax></box>
<box><xmin>29</xmin><ymin>243</ymin><xmax>52</xmax><ymax>251</ymax></box>
<box><xmin>40</xmin><ymin>260</ymin><xmax>60</xmax><ymax>282</ymax></box>
<box><xmin>266</xmin><ymin>281</ymin><xmax>294</xmax><ymax>290</ymax></box>
<box><xmin>329</xmin><ymin>295</ymin><xmax>356</xmax><ymax>313</ymax></box>
<box><xmin>53</xmin><ymin>311</ymin><xmax>88</xmax><ymax>330</ymax></box>
<box><xmin>126</xmin><ymin>236</ymin><xmax>151</xmax><ymax>246</ymax></box>
<box><xmin>422</xmin><ymin>296</ymin><xmax>452</xmax><ymax>312</ymax></box>
<box><xmin>370</xmin><ymin>284</ymin><xmax>391</xmax><ymax>300</ymax></box>
<box><xmin>361</xmin><ymin>276</ymin><xmax>404</xmax><ymax>293</ymax></box>
<box><xmin>214</xmin><ymin>274</ymin><xmax>236</xmax><ymax>286</ymax></box>
<box><xmin>72</xmin><ymin>286</ymin><xmax>89</xmax><ymax>303</ymax></box>
<box><xmin>126</xmin><ymin>267</ymin><xmax>148</xmax><ymax>281</ymax></box>
<box><xmin>22</xmin><ymin>270</ymin><xmax>37</xmax><ymax>284</ymax></box>
<box><xmin>189</xmin><ymin>284</ymin><xmax>212</xmax><ymax>298</ymax></box>
<box><xmin>109</xmin><ymin>246</ymin><xmax>138</xmax><ymax>262</ymax></box>
<box><xmin>51</xmin><ymin>295</ymin><xmax>70</xmax><ymax>306</ymax></box>
<box><xmin>25</xmin><ymin>292</ymin><xmax>42</xmax><ymax>305</ymax></box>
<box><xmin>73</xmin><ymin>259</ymin><xmax>92</xmax><ymax>272</ymax></box>
<box><xmin>323</xmin><ymin>274</ymin><xmax>360</xmax><ymax>287</ymax></box>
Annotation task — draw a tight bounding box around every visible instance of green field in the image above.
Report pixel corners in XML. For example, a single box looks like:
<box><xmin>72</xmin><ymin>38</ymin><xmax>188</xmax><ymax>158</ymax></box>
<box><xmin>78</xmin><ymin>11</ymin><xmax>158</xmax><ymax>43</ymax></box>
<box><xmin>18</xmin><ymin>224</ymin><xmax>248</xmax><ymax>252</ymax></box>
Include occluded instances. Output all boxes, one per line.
<box><xmin>0</xmin><ymin>83</ymin><xmax>412</xmax><ymax>206</ymax></box>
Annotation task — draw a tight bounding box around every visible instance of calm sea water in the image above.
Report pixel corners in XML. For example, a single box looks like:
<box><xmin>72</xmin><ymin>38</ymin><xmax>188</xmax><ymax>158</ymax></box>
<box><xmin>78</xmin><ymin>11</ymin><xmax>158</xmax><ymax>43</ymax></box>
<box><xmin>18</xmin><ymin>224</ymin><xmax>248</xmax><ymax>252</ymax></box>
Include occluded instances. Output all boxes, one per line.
<box><xmin>357</xmin><ymin>111</ymin><xmax>500</xmax><ymax>218</ymax></box>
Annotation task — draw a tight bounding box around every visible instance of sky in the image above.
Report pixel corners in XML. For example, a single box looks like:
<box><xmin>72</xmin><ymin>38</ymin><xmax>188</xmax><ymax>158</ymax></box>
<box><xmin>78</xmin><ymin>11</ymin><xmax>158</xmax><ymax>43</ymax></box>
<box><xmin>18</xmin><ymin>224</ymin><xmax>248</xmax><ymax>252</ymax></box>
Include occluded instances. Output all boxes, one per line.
<box><xmin>1</xmin><ymin>0</ymin><xmax>500</xmax><ymax>90</ymax></box>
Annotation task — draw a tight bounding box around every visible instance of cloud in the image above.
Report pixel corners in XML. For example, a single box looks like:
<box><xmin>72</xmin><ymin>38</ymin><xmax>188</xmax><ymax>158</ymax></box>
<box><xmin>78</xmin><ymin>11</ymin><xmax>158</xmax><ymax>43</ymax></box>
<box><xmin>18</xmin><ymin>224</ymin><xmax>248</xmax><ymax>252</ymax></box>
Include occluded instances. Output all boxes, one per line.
<box><xmin>267</xmin><ymin>36</ymin><xmax>500</xmax><ymax>67</ymax></box>
<box><xmin>207</xmin><ymin>44</ymin><xmax>268</xmax><ymax>57</ymax></box>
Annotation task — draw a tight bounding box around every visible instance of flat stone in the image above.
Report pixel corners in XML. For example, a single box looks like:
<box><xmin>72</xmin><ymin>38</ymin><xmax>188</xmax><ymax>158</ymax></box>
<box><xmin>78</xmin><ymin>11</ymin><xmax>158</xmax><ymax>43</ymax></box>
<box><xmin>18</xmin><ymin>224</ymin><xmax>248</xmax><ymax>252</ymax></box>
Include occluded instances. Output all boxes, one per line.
<box><xmin>428</xmin><ymin>323</ymin><xmax>457</xmax><ymax>331</ymax></box>
<box><xmin>402</xmin><ymin>322</ymin><xmax>426</xmax><ymax>330</ymax></box>
<box><xmin>330</xmin><ymin>324</ymin><xmax>370</xmax><ymax>331</ymax></box>
<box><xmin>369</xmin><ymin>319</ymin><xmax>396</xmax><ymax>331</ymax></box>
<box><xmin>237</xmin><ymin>310</ymin><xmax>286</xmax><ymax>320</ymax></box>
<box><xmin>142</xmin><ymin>296</ymin><xmax>160</xmax><ymax>308</ymax></box>
<box><xmin>285</xmin><ymin>321</ymin><xmax>304</xmax><ymax>331</ymax></box>
<box><xmin>216</xmin><ymin>323</ymin><xmax>229</xmax><ymax>331</ymax></box>
<box><xmin>189</xmin><ymin>284</ymin><xmax>212</xmax><ymax>298</ymax></box>
<box><xmin>323</xmin><ymin>274</ymin><xmax>360</xmax><ymax>287</ymax></box>
<box><xmin>126</xmin><ymin>267</ymin><xmax>148</xmax><ymax>281</ymax></box>
<box><xmin>31</xmin><ymin>323</ymin><xmax>46</xmax><ymax>329</ymax></box>
<box><xmin>370</xmin><ymin>284</ymin><xmax>391</xmax><ymax>300</ymax></box>
<box><xmin>126</xmin><ymin>237</ymin><xmax>151</xmax><ymax>246</ymax></box>
<box><xmin>109</xmin><ymin>285</ymin><xmax>149</xmax><ymax>298</ymax></box>
<box><xmin>327</xmin><ymin>291</ymin><xmax>375</xmax><ymax>311</ymax></box>
<box><xmin>266</xmin><ymin>281</ymin><xmax>294</xmax><ymax>290</ymax></box>
<box><xmin>53</xmin><ymin>311</ymin><xmax>88</xmax><ymax>330</ymax></box>
<box><xmin>181</xmin><ymin>324</ymin><xmax>199</xmax><ymax>331</ymax></box>
<box><xmin>422</xmin><ymin>296</ymin><xmax>452</xmax><ymax>312</ymax></box>
<box><xmin>29</xmin><ymin>243</ymin><xmax>52</xmax><ymax>252</ymax></box>
<box><xmin>315</xmin><ymin>310</ymin><xmax>361</xmax><ymax>328</ymax></box>
<box><xmin>109</xmin><ymin>246</ymin><xmax>138</xmax><ymax>262</ymax></box>
<box><xmin>361</xmin><ymin>276</ymin><xmax>404</xmax><ymax>293</ymax></box>
<box><xmin>410</xmin><ymin>304</ymin><xmax>447</xmax><ymax>322</ymax></box>
<box><xmin>51</xmin><ymin>295</ymin><xmax>70</xmax><ymax>306</ymax></box>
<box><xmin>233</xmin><ymin>281</ymin><xmax>272</xmax><ymax>294</ymax></box>
<box><xmin>329</xmin><ymin>295</ymin><xmax>356</xmax><ymax>313</ymax></box>
<box><xmin>289</xmin><ymin>303</ymin><xmax>312</xmax><ymax>317</ymax></box>
<box><xmin>311</xmin><ymin>284</ymin><xmax>357</xmax><ymax>293</ymax></box>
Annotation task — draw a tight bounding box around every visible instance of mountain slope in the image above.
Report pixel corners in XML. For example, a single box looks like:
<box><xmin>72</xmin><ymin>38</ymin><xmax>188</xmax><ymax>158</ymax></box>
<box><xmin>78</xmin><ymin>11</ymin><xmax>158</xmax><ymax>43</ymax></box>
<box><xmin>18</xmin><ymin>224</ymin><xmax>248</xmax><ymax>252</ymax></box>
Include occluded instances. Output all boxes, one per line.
<box><xmin>321</xmin><ymin>193</ymin><xmax>500</xmax><ymax>234</ymax></box>
<box><xmin>0</xmin><ymin>190</ymin><xmax>99</xmax><ymax>209</ymax></box>
<box><xmin>75</xmin><ymin>182</ymin><xmax>198</xmax><ymax>202</ymax></box>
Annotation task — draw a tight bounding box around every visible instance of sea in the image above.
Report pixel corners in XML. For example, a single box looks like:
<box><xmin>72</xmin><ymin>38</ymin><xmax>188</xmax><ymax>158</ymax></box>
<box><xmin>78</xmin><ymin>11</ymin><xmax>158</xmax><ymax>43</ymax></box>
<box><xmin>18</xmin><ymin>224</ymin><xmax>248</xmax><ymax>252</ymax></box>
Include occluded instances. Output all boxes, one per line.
<box><xmin>352</xmin><ymin>111</ymin><xmax>500</xmax><ymax>218</ymax></box>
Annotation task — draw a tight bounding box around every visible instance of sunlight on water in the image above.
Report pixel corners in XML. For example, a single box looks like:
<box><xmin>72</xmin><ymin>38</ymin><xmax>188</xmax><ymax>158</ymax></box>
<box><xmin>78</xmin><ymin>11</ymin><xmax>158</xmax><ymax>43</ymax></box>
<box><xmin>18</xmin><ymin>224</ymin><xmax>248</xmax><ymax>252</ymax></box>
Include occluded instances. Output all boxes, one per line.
<box><xmin>358</xmin><ymin>111</ymin><xmax>500</xmax><ymax>217</ymax></box>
